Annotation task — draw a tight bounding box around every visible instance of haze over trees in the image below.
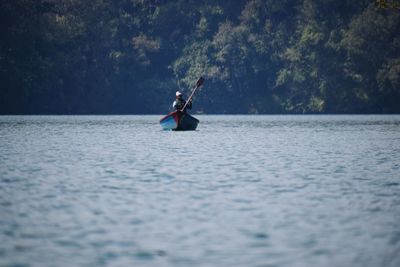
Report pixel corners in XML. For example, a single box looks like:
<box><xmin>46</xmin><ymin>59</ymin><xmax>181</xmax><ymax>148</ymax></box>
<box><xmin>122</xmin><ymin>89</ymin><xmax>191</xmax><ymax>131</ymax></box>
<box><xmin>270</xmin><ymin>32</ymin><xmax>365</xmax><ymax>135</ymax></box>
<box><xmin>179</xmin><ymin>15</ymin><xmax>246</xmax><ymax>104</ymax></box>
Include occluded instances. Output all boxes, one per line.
<box><xmin>1</xmin><ymin>0</ymin><xmax>399</xmax><ymax>114</ymax></box>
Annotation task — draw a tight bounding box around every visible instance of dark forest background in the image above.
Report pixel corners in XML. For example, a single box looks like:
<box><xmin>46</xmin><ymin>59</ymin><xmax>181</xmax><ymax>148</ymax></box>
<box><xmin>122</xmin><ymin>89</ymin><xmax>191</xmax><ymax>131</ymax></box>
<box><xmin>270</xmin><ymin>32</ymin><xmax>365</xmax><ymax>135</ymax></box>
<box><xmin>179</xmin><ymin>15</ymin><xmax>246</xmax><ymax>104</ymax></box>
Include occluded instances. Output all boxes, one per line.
<box><xmin>1</xmin><ymin>0</ymin><xmax>399</xmax><ymax>114</ymax></box>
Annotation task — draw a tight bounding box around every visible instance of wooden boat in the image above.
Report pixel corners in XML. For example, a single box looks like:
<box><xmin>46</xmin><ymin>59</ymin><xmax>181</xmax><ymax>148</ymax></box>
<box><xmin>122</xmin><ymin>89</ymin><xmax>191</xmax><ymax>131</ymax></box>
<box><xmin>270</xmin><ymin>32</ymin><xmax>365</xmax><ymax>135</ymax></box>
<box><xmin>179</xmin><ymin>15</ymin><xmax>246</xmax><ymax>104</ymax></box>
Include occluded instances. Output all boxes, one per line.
<box><xmin>160</xmin><ymin>77</ymin><xmax>204</xmax><ymax>131</ymax></box>
<box><xmin>160</xmin><ymin>110</ymin><xmax>199</xmax><ymax>131</ymax></box>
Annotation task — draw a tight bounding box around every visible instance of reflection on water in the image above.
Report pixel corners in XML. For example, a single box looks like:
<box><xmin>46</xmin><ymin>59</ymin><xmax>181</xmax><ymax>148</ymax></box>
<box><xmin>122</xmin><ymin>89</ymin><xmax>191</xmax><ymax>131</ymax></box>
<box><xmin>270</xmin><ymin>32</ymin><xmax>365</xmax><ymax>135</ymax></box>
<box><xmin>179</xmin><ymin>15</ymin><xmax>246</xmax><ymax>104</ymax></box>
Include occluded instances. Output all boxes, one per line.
<box><xmin>1</xmin><ymin>115</ymin><xmax>400</xmax><ymax>267</ymax></box>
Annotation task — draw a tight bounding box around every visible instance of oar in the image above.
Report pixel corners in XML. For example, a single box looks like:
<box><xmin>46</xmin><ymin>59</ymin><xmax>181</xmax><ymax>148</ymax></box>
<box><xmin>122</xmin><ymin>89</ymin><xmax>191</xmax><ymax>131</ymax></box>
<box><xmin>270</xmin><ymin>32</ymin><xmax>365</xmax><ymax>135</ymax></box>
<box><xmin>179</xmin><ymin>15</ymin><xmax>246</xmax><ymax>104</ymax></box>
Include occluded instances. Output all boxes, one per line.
<box><xmin>181</xmin><ymin>77</ymin><xmax>205</xmax><ymax>112</ymax></box>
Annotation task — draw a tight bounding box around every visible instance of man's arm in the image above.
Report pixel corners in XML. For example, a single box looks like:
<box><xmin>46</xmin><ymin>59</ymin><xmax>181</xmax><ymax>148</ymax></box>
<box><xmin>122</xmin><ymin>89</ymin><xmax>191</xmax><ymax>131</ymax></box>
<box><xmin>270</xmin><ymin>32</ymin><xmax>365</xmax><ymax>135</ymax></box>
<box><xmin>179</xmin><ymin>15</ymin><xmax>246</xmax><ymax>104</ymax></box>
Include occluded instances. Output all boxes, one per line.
<box><xmin>186</xmin><ymin>99</ymin><xmax>192</xmax><ymax>109</ymax></box>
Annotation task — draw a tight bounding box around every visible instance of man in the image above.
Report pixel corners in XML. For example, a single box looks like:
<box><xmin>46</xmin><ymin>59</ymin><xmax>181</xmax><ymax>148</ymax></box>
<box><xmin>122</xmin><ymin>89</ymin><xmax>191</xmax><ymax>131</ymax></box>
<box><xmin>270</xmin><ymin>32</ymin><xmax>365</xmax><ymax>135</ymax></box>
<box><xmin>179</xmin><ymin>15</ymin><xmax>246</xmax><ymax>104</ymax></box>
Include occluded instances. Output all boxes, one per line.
<box><xmin>172</xmin><ymin>91</ymin><xmax>192</xmax><ymax>112</ymax></box>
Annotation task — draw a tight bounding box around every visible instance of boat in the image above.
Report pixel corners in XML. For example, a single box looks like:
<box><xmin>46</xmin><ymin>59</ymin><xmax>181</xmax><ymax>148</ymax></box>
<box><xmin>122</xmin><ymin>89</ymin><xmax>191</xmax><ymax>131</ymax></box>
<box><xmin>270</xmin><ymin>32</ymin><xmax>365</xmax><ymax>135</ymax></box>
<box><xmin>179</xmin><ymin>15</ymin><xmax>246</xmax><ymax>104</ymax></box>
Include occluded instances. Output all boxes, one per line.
<box><xmin>160</xmin><ymin>110</ymin><xmax>199</xmax><ymax>131</ymax></box>
<box><xmin>159</xmin><ymin>76</ymin><xmax>204</xmax><ymax>131</ymax></box>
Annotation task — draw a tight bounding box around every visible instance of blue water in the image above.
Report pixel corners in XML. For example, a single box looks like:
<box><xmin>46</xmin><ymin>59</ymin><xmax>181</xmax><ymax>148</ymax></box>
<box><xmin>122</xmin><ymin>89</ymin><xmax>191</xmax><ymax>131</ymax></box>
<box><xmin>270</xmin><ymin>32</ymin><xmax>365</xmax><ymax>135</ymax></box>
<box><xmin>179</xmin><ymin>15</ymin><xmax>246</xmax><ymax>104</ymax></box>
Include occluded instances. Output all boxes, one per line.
<box><xmin>1</xmin><ymin>115</ymin><xmax>399</xmax><ymax>267</ymax></box>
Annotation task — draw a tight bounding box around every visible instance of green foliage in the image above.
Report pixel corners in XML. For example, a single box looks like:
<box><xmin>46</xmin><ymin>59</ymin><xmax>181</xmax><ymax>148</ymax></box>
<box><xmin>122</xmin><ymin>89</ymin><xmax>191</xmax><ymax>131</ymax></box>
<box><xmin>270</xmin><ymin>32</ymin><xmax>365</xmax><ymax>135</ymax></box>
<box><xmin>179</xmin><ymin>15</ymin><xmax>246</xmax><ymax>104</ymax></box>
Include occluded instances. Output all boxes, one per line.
<box><xmin>1</xmin><ymin>0</ymin><xmax>399</xmax><ymax>114</ymax></box>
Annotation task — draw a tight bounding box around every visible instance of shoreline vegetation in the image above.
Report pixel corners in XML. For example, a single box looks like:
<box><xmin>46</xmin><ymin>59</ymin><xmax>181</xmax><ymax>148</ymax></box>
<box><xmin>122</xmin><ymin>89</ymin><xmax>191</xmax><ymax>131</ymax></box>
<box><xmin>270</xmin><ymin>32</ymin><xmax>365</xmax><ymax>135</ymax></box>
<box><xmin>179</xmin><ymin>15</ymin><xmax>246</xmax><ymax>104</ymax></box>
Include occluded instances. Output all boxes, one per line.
<box><xmin>1</xmin><ymin>0</ymin><xmax>399</xmax><ymax>115</ymax></box>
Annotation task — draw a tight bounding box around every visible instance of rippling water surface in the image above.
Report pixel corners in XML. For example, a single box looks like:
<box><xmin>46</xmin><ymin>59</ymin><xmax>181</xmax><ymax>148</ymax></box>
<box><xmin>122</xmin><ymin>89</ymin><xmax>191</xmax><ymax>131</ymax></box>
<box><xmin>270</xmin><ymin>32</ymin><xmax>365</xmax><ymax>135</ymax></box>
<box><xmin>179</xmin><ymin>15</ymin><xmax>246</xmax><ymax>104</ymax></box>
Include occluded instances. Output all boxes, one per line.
<box><xmin>1</xmin><ymin>115</ymin><xmax>400</xmax><ymax>267</ymax></box>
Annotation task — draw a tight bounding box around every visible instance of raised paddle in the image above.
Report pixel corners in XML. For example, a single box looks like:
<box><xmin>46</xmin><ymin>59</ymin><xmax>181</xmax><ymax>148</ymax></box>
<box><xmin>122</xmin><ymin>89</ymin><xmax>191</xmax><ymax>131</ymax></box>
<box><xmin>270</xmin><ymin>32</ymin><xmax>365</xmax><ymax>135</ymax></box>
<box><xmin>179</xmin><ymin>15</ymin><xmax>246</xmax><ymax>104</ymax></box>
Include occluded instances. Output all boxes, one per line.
<box><xmin>181</xmin><ymin>77</ymin><xmax>205</xmax><ymax>112</ymax></box>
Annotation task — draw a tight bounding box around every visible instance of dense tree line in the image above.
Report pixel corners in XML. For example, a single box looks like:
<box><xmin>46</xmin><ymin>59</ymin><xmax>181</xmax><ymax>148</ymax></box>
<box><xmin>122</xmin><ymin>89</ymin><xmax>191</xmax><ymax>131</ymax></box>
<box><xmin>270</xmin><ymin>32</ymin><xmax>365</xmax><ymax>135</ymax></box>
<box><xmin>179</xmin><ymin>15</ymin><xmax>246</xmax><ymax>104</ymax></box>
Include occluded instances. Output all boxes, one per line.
<box><xmin>0</xmin><ymin>0</ymin><xmax>399</xmax><ymax>114</ymax></box>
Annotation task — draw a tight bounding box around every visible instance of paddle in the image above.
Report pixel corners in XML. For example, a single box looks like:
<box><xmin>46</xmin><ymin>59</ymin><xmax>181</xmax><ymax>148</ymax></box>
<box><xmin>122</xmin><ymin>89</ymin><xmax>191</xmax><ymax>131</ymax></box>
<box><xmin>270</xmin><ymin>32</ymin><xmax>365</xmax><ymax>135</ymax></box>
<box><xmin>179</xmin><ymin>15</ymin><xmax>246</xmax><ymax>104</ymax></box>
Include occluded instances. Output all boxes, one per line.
<box><xmin>181</xmin><ymin>77</ymin><xmax>205</xmax><ymax>112</ymax></box>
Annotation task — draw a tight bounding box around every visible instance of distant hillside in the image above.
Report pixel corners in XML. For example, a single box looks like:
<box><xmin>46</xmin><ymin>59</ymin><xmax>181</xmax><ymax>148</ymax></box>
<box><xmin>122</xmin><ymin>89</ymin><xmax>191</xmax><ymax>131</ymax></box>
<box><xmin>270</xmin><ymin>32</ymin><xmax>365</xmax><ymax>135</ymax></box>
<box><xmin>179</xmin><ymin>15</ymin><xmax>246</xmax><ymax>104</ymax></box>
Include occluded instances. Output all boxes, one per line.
<box><xmin>1</xmin><ymin>0</ymin><xmax>399</xmax><ymax>114</ymax></box>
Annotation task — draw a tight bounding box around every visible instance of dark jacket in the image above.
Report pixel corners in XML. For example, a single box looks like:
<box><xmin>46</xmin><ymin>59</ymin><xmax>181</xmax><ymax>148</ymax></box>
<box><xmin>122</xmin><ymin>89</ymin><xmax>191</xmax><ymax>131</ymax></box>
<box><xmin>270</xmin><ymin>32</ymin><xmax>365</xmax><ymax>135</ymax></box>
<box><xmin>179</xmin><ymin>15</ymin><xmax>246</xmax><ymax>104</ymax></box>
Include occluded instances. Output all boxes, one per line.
<box><xmin>173</xmin><ymin>97</ymin><xmax>192</xmax><ymax>111</ymax></box>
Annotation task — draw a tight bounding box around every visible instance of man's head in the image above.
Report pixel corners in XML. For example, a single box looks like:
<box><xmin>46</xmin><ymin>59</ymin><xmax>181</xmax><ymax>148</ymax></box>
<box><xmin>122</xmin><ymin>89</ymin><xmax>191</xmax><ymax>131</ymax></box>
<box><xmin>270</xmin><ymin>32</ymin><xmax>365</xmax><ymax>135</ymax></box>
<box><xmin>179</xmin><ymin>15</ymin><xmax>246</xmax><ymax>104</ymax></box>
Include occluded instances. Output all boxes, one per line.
<box><xmin>176</xmin><ymin>91</ymin><xmax>182</xmax><ymax>99</ymax></box>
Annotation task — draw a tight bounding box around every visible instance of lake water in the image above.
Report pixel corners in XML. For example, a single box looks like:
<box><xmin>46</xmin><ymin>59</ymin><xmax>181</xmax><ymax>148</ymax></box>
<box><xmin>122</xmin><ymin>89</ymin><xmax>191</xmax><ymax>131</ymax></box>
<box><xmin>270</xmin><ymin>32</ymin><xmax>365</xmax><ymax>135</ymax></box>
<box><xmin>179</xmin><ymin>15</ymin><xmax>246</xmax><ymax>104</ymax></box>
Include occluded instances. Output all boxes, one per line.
<box><xmin>0</xmin><ymin>115</ymin><xmax>400</xmax><ymax>267</ymax></box>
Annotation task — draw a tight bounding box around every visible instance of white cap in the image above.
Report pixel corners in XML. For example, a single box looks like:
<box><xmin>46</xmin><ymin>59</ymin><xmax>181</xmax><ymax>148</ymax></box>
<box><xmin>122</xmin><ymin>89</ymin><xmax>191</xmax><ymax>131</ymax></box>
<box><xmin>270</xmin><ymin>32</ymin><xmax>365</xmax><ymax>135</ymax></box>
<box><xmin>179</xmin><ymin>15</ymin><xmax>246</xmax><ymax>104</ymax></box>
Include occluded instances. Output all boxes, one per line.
<box><xmin>176</xmin><ymin>91</ymin><xmax>182</xmax><ymax>96</ymax></box>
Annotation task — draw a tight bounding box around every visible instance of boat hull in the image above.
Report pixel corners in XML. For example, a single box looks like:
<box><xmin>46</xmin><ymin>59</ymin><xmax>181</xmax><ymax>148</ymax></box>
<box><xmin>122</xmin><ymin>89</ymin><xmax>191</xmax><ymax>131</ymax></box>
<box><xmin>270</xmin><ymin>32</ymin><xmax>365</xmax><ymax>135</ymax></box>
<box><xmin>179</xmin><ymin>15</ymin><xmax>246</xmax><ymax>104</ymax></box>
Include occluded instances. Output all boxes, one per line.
<box><xmin>160</xmin><ymin>111</ymin><xmax>199</xmax><ymax>131</ymax></box>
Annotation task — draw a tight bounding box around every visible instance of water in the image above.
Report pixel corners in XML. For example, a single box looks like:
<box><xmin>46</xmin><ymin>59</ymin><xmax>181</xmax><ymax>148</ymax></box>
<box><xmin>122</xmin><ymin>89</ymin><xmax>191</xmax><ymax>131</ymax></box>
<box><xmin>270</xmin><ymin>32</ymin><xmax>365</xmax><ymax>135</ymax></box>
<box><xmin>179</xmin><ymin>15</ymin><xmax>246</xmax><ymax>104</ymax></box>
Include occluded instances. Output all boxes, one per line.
<box><xmin>1</xmin><ymin>115</ymin><xmax>399</xmax><ymax>267</ymax></box>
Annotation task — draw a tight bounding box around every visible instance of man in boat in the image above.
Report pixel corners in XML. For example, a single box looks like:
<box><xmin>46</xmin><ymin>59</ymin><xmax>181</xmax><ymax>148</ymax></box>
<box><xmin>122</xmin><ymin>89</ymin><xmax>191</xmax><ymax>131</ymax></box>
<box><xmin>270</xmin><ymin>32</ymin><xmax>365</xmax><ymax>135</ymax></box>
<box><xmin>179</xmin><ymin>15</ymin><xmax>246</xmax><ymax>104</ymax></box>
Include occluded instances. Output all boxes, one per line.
<box><xmin>172</xmin><ymin>91</ymin><xmax>192</xmax><ymax>112</ymax></box>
